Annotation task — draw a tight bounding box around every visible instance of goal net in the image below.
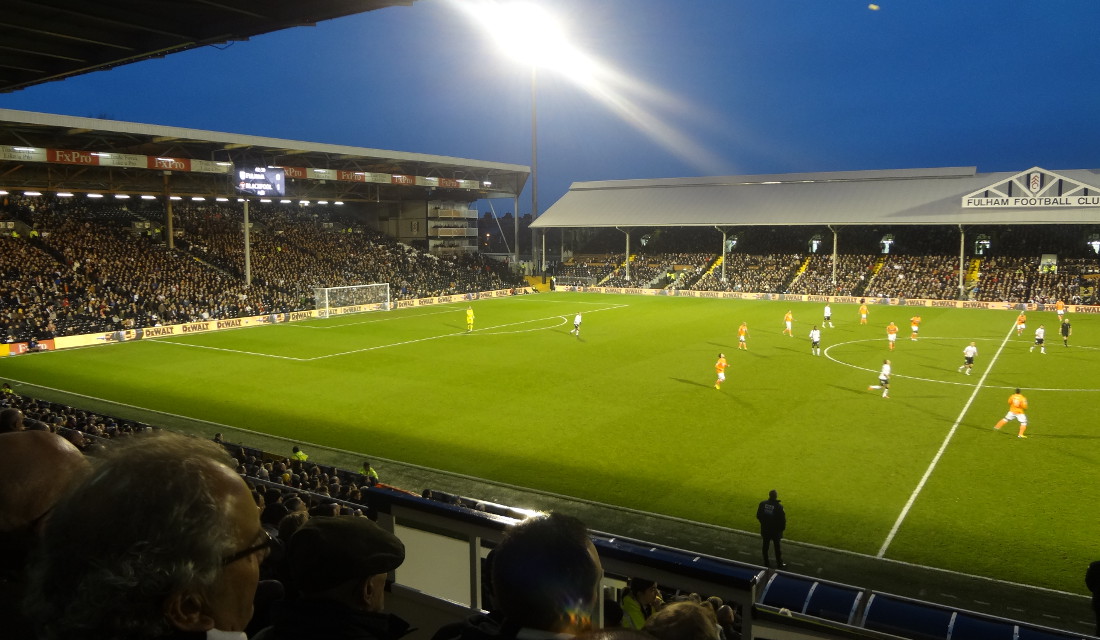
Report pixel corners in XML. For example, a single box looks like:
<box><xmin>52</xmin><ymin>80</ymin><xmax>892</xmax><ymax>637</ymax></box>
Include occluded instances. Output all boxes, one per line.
<box><xmin>555</xmin><ymin>276</ymin><xmax>597</xmax><ymax>288</ymax></box>
<box><xmin>314</xmin><ymin>283</ymin><xmax>391</xmax><ymax>317</ymax></box>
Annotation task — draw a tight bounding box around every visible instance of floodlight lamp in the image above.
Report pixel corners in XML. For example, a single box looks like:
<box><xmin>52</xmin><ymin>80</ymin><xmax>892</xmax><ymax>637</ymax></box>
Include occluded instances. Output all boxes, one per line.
<box><xmin>169</xmin><ymin>196</ymin><xmax>182</xmax><ymax>201</ymax></box>
<box><xmin>23</xmin><ymin>191</ymin><xmax>42</xmax><ymax>196</ymax></box>
<box><xmin>87</xmin><ymin>193</ymin><xmax>104</xmax><ymax>199</ymax></box>
<box><xmin>115</xmin><ymin>194</ymin><xmax>130</xmax><ymax>199</ymax></box>
<box><xmin>56</xmin><ymin>192</ymin><xmax>74</xmax><ymax>197</ymax></box>
<box><xmin>141</xmin><ymin>195</ymin><xmax>157</xmax><ymax>200</ymax></box>
<box><xmin>480</xmin><ymin>2</ymin><xmax>570</xmax><ymax>68</ymax></box>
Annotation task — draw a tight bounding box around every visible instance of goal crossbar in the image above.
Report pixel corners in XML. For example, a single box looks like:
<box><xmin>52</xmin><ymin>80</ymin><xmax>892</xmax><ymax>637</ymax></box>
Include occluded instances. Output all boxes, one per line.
<box><xmin>314</xmin><ymin>283</ymin><xmax>391</xmax><ymax>317</ymax></box>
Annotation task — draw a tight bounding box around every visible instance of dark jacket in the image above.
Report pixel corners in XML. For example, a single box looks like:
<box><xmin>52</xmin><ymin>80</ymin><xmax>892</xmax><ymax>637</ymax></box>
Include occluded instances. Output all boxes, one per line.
<box><xmin>254</xmin><ymin>598</ymin><xmax>412</xmax><ymax>640</ymax></box>
<box><xmin>756</xmin><ymin>498</ymin><xmax>786</xmax><ymax>537</ymax></box>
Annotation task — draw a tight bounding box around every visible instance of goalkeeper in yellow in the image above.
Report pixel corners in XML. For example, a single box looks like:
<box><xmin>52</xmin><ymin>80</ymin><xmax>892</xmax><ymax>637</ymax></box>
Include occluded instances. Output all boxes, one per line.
<box><xmin>466</xmin><ymin>306</ymin><xmax>475</xmax><ymax>332</ymax></box>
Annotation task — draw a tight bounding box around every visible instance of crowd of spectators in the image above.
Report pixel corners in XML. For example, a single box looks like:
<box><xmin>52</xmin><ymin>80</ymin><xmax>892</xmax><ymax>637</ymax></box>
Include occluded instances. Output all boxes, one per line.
<box><xmin>4</xmin><ymin>196</ymin><xmax>1100</xmax><ymax>344</ymax></box>
<box><xmin>689</xmin><ymin>254</ymin><xmax>802</xmax><ymax>294</ymax></box>
<box><xmin>863</xmin><ymin>255</ymin><xmax>960</xmax><ymax>300</ymax></box>
<box><xmin>3</xmin><ymin>384</ymin><xmax>750</xmax><ymax>640</ymax></box>
<box><xmin>1</xmin><ymin>196</ymin><xmax>525</xmax><ymax>342</ymax></box>
<box><xmin>785</xmin><ymin>254</ymin><xmax>878</xmax><ymax>296</ymax></box>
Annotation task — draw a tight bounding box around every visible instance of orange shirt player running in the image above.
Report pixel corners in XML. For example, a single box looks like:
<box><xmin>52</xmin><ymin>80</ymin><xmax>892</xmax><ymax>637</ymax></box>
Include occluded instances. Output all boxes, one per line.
<box><xmin>714</xmin><ymin>353</ymin><xmax>728</xmax><ymax>390</ymax></box>
<box><xmin>737</xmin><ymin>322</ymin><xmax>749</xmax><ymax>350</ymax></box>
<box><xmin>1016</xmin><ymin>312</ymin><xmax>1027</xmax><ymax>336</ymax></box>
<box><xmin>886</xmin><ymin>322</ymin><xmax>899</xmax><ymax>350</ymax></box>
<box><xmin>909</xmin><ymin>315</ymin><xmax>922</xmax><ymax>340</ymax></box>
<box><xmin>782</xmin><ymin>311</ymin><xmax>794</xmax><ymax>336</ymax></box>
<box><xmin>995</xmin><ymin>388</ymin><xmax>1029</xmax><ymax>438</ymax></box>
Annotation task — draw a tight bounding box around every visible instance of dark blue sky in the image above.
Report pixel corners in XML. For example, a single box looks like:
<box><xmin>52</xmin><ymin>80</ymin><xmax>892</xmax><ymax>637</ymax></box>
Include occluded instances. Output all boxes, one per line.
<box><xmin>2</xmin><ymin>0</ymin><xmax>1098</xmax><ymax>213</ymax></box>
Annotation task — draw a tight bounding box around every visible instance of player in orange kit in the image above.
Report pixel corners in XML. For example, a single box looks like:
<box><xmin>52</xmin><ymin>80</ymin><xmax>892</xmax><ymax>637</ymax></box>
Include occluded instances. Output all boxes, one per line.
<box><xmin>714</xmin><ymin>353</ymin><xmax>728</xmax><ymax>390</ymax></box>
<box><xmin>909</xmin><ymin>314</ymin><xmax>922</xmax><ymax>341</ymax></box>
<box><xmin>859</xmin><ymin>301</ymin><xmax>869</xmax><ymax>325</ymax></box>
<box><xmin>886</xmin><ymin>322</ymin><xmax>898</xmax><ymax>350</ymax></box>
<box><xmin>994</xmin><ymin>388</ymin><xmax>1029</xmax><ymax>438</ymax></box>
<box><xmin>1016</xmin><ymin>312</ymin><xmax>1027</xmax><ymax>337</ymax></box>
<box><xmin>782</xmin><ymin>310</ymin><xmax>793</xmax><ymax>337</ymax></box>
<box><xmin>737</xmin><ymin>322</ymin><xmax>749</xmax><ymax>350</ymax></box>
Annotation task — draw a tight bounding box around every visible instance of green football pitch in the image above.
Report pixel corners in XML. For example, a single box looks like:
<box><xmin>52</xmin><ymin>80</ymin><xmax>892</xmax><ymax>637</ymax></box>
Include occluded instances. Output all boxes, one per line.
<box><xmin>2</xmin><ymin>292</ymin><xmax>1097</xmax><ymax>593</ymax></box>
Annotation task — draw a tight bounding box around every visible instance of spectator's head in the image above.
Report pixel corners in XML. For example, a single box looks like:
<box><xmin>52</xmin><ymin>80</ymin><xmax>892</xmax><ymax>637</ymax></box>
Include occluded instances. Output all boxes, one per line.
<box><xmin>643</xmin><ymin>602</ymin><xmax>720</xmax><ymax>640</ymax></box>
<box><xmin>492</xmin><ymin>513</ymin><xmax>603</xmax><ymax>634</ymax></box>
<box><xmin>286</xmin><ymin>515</ymin><xmax>405</xmax><ymax>612</ymax></box>
<box><xmin>768</xmin><ymin>490</ymin><xmax>778</xmax><ymax>501</ymax></box>
<box><xmin>25</xmin><ymin>431</ymin><xmax>269</xmax><ymax>640</ymax></box>
<box><xmin>627</xmin><ymin>578</ymin><xmax>660</xmax><ymax>606</ymax></box>
<box><xmin>0</xmin><ymin>407</ymin><xmax>25</xmax><ymax>433</ymax></box>
<box><xmin>0</xmin><ymin>431</ymin><xmax>89</xmax><ymax>571</ymax></box>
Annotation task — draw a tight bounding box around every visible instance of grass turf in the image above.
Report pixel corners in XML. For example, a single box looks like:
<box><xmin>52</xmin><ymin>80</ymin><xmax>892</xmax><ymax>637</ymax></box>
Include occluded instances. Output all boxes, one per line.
<box><xmin>2</xmin><ymin>292</ymin><xmax>1097</xmax><ymax>594</ymax></box>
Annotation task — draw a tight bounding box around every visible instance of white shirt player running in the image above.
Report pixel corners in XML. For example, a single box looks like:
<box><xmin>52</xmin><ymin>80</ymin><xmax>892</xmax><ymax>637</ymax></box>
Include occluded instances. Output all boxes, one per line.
<box><xmin>570</xmin><ymin>313</ymin><xmax>582</xmax><ymax>336</ymax></box>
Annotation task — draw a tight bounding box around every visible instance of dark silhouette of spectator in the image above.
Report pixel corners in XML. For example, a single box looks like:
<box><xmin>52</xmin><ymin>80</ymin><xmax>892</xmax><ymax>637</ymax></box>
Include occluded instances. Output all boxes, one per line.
<box><xmin>1087</xmin><ymin>560</ymin><xmax>1100</xmax><ymax>636</ymax></box>
<box><xmin>643</xmin><ymin>601</ymin><xmax>720</xmax><ymax>640</ymax></box>
<box><xmin>0</xmin><ymin>407</ymin><xmax>24</xmax><ymax>432</ymax></box>
<box><xmin>24</xmin><ymin>431</ymin><xmax>272</xmax><ymax>640</ymax></box>
<box><xmin>254</xmin><ymin>515</ymin><xmax>409</xmax><ymax>640</ymax></box>
<box><xmin>0</xmin><ymin>431</ymin><xmax>89</xmax><ymax>638</ymax></box>
<box><xmin>756</xmin><ymin>490</ymin><xmax>787</xmax><ymax>568</ymax></box>
<box><xmin>490</xmin><ymin>512</ymin><xmax>604</xmax><ymax>638</ymax></box>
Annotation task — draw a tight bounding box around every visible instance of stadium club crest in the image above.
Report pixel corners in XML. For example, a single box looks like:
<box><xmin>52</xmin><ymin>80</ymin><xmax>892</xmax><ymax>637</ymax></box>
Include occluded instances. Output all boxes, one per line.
<box><xmin>963</xmin><ymin>167</ymin><xmax>1100</xmax><ymax>208</ymax></box>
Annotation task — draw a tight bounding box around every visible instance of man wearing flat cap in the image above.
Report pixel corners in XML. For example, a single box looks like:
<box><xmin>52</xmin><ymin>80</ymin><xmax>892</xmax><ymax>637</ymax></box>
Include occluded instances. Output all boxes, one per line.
<box><xmin>254</xmin><ymin>515</ymin><xmax>412</xmax><ymax>640</ymax></box>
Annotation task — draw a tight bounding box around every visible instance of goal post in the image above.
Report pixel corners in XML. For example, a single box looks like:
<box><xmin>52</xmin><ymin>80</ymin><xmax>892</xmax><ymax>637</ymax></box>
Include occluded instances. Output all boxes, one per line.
<box><xmin>554</xmin><ymin>276</ymin><xmax>597</xmax><ymax>289</ymax></box>
<box><xmin>314</xmin><ymin>283</ymin><xmax>391</xmax><ymax>317</ymax></box>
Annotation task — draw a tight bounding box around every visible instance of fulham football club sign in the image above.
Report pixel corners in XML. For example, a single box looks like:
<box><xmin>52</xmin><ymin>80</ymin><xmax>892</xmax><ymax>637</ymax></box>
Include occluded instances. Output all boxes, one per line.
<box><xmin>963</xmin><ymin>167</ymin><xmax>1100</xmax><ymax>208</ymax></box>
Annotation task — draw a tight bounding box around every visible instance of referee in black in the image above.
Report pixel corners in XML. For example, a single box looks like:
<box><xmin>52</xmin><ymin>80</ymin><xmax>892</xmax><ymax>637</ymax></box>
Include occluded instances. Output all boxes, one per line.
<box><xmin>1061</xmin><ymin>317</ymin><xmax>1072</xmax><ymax>346</ymax></box>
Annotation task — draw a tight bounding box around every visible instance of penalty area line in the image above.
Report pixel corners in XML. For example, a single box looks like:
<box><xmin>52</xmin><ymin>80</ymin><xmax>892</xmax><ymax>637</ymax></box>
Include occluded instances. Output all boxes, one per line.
<box><xmin>876</xmin><ymin>320</ymin><xmax>1017</xmax><ymax>558</ymax></box>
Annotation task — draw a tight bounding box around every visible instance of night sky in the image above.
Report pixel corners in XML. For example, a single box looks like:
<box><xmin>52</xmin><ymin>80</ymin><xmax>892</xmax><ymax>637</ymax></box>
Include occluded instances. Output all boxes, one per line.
<box><xmin>2</xmin><ymin>0</ymin><xmax>1098</xmax><ymax>213</ymax></box>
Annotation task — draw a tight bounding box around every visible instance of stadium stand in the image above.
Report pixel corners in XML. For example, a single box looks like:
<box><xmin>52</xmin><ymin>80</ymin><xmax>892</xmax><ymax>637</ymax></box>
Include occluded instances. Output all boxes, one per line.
<box><xmin>0</xmin><ymin>196</ymin><xmax>526</xmax><ymax>341</ymax></box>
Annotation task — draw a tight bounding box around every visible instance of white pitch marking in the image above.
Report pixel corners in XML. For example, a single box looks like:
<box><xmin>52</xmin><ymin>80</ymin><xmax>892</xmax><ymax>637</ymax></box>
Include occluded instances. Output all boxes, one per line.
<box><xmin>876</xmin><ymin>321</ymin><xmax>1017</xmax><ymax>558</ymax></box>
<box><xmin>823</xmin><ymin>337</ymin><xmax>1100</xmax><ymax>392</ymax></box>
<box><xmin>148</xmin><ymin>341</ymin><xmax>304</xmax><ymax>360</ymax></box>
<box><xmin>308</xmin><ymin>304</ymin><xmax>627</xmax><ymax>361</ymax></box>
<box><xmin>288</xmin><ymin>307</ymin><xmax>457</xmax><ymax>329</ymax></box>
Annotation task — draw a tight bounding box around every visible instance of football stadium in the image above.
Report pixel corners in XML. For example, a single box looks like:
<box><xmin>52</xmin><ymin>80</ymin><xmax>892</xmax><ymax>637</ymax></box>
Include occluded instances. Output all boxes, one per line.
<box><xmin>2</xmin><ymin>4</ymin><xmax>1099</xmax><ymax>640</ymax></box>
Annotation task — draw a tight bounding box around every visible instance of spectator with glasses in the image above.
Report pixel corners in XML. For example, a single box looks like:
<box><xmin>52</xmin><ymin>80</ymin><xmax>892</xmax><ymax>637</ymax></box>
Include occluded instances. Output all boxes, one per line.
<box><xmin>25</xmin><ymin>430</ymin><xmax>273</xmax><ymax>640</ymax></box>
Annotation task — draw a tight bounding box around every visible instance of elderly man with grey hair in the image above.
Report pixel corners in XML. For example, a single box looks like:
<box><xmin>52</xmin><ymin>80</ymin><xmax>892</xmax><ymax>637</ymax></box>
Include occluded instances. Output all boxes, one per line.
<box><xmin>25</xmin><ymin>430</ymin><xmax>273</xmax><ymax>640</ymax></box>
